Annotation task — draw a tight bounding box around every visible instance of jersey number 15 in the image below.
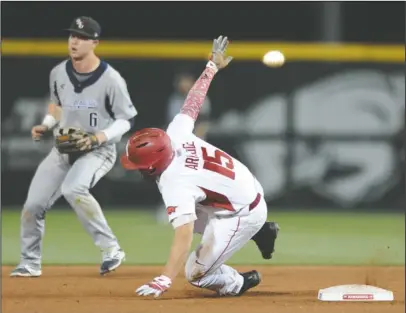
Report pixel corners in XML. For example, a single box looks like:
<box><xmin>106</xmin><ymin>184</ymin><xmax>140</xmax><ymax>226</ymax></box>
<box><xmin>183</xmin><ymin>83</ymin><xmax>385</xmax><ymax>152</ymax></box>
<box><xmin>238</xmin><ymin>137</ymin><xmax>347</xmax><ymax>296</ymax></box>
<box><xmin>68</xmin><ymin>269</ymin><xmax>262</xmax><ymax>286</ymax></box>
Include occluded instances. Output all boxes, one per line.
<box><xmin>201</xmin><ymin>147</ymin><xmax>235</xmax><ymax>180</ymax></box>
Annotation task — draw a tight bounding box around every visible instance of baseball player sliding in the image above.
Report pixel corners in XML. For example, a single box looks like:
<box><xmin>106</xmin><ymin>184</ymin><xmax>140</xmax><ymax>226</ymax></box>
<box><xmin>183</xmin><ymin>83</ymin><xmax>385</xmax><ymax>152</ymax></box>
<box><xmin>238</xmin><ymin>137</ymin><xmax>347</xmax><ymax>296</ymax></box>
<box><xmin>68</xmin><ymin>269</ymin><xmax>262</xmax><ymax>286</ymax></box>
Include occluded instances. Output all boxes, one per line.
<box><xmin>121</xmin><ymin>36</ymin><xmax>279</xmax><ymax>298</ymax></box>
<box><xmin>10</xmin><ymin>17</ymin><xmax>137</xmax><ymax>277</ymax></box>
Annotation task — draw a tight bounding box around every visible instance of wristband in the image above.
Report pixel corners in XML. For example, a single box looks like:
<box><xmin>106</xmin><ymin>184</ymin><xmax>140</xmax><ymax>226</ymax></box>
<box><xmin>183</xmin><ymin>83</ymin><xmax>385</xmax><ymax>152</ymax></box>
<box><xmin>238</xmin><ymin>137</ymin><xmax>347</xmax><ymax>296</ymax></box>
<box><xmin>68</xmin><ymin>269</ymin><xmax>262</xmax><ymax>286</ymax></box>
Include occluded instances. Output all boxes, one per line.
<box><xmin>156</xmin><ymin>275</ymin><xmax>172</xmax><ymax>286</ymax></box>
<box><xmin>41</xmin><ymin>114</ymin><xmax>57</xmax><ymax>129</ymax></box>
<box><xmin>206</xmin><ymin>60</ymin><xmax>219</xmax><ymax>73</ymax></box>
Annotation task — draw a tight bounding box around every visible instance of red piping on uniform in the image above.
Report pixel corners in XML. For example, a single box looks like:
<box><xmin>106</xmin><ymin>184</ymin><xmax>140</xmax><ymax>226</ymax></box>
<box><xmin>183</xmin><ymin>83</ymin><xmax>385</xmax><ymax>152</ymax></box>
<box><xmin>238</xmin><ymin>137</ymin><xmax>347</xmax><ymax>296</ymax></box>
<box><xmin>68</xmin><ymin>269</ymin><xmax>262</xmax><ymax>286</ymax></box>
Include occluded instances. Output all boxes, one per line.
<box><xmin>196</xmin><ymin>217</ymin><xmax>241</xmax><ymax>287</ymax></box>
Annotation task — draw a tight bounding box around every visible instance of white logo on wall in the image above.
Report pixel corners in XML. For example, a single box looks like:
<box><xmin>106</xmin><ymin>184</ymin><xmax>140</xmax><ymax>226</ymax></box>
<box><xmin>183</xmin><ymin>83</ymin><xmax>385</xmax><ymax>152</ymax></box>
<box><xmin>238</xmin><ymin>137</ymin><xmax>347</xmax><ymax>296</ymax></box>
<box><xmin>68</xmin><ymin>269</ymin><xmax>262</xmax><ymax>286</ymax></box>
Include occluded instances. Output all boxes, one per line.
<box><xmin>2</xmin><ymin>70</ymin><xmax>404</xmax><ymax>194</ymax></box>
<box><xmin>76</xmin><ymin>19</ymin><xmax>84</xmax><ymax>29</ymax></box>
<box><xmin>215</xmin><ymin>70</ymin><xmax>405</xmax><ymax>208</ymax></box>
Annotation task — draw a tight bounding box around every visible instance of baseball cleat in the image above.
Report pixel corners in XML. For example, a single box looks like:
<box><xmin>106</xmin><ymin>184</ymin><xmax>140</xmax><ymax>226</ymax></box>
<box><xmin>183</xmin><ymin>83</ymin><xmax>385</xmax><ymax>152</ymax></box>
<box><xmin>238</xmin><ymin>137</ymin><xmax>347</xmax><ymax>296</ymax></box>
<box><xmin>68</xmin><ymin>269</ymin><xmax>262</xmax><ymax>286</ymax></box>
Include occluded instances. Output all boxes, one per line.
<box><xmin>100</xmin><ymin>247</ymin><xmax>126</xmax><ymax>275</ymax></box>
<box><xmin>251</xmin><ymin>221</ymin><xmax>280</xmax><ymax>260</ymax></box>
<box><xmin>10</xmin><ymin>265</ymin><xmax>42</xmax><ymax>278</ymax></box>
<box><xmin>237</xmin><ymin>270</ymin><xmax>261</xmax><ymax>296</ymax></box>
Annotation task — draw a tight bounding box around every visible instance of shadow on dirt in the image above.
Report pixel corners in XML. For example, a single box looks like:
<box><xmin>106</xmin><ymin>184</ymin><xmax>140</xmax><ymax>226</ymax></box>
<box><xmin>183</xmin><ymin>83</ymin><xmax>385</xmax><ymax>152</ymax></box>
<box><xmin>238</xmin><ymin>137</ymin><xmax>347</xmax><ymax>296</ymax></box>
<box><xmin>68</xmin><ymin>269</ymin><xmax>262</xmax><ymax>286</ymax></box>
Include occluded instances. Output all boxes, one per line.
<box><xmin>158</xmin><ymin>290</ymin><xmax>319</xmax><ymax>300</ymax></box>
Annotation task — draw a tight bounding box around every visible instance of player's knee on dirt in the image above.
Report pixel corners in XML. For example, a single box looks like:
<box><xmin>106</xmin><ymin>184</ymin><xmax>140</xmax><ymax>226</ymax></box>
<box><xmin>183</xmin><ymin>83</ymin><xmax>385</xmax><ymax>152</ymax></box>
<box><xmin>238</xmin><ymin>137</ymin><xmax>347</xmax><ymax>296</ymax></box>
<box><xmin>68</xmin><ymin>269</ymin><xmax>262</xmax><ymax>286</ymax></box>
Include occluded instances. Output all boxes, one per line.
<box><xmin>185</xmin><ymin>250</ymin><xmax>210</xmax><ymax>287</ymax></box>
<box><xmin>185</xmin><ymin>251</ymin><xmax>203</xmax><ymax>284</ymax></box>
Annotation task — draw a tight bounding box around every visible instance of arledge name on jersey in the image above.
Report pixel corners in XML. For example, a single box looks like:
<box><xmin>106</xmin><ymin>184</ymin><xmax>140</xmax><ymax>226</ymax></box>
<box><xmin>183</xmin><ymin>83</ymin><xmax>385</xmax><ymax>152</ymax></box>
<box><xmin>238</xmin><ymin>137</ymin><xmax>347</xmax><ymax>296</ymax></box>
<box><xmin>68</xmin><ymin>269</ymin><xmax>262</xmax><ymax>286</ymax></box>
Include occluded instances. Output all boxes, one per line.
<box><xmin>183</xmin><ymin>142</ymin><xmax>199</xmax><ymax>170</ymax></box>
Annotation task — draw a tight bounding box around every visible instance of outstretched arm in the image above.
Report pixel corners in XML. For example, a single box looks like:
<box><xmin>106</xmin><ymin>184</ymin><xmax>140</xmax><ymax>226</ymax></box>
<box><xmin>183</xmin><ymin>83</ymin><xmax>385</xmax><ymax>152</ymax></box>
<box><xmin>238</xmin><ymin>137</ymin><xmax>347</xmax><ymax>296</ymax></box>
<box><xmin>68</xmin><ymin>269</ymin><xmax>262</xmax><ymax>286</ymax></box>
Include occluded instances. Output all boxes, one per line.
<box><xmin>166</xmin><ymin>36</ymin><xmax>233</xmax><ymax>137</ymax></box>
<box><xmin>181</xmin><ymin>35</ymin><xmax>232</xmax><ymax>121</ymax></box>
<box><xmin>180</xmin><ymin>63</ymin><xmax>217</xmax><ymax>121</ymax></box>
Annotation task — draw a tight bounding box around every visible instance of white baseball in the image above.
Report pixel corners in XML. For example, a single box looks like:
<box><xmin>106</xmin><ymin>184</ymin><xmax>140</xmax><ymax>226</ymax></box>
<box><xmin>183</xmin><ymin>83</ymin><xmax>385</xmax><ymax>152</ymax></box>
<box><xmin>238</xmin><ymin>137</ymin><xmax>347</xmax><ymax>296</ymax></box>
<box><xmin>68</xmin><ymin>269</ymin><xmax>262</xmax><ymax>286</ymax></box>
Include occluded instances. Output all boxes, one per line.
<box><xmin>262</xmin><ymin>50</ymin><xmax>285</xmax><ymax>67</ymax></box>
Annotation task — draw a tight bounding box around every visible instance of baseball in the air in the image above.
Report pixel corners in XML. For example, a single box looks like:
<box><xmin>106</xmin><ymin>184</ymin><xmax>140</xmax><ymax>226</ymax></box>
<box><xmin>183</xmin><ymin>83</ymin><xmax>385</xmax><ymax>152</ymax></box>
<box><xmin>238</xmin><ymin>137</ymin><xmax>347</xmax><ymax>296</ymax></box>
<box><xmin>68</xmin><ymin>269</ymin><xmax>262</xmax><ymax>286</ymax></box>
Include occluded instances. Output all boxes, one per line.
<box><xmin>262</xmin><ymin>50</ymin><xmax>285</xmax><ymax>67</ymax></box>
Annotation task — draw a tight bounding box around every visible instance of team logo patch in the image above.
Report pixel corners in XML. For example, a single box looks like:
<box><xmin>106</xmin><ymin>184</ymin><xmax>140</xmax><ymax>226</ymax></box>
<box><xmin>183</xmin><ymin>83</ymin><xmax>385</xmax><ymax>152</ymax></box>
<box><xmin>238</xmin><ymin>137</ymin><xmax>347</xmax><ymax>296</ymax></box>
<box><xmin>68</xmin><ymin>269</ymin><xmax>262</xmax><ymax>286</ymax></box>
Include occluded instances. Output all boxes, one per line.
<box><xmin>76</xmin><ymin>18</ymin><xmax>84</xmax><ymax>29</ymax></box>
<box><xmin>166</xmin><ymin>206</ymin><xmax>177</xmax><ymax>215</ymax></box>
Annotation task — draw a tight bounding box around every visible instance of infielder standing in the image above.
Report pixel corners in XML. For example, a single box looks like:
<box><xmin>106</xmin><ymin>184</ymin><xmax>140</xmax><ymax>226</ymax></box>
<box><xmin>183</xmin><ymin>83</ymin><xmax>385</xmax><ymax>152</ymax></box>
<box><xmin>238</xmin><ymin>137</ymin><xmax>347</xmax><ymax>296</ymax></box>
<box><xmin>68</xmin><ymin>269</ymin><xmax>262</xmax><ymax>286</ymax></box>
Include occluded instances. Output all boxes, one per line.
<box><xmin>10</xmin><ymin>16</ymin><xmax>137</xmax><ymax>277</ymax></box>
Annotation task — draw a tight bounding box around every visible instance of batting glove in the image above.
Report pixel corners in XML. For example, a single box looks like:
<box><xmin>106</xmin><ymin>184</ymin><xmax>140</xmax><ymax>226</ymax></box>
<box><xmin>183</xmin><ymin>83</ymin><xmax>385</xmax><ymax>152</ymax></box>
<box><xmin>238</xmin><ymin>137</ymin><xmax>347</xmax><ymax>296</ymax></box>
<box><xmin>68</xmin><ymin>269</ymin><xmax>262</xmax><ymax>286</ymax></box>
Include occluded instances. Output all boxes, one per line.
<box><xmin>209</xmin><ymin>35</ymin><xmax>233</xmax><ymax>70</ymax></box>
<box><xmin>135</xmin><ymin>275</ymin><xmax>172</xmax><ymax>298</ymax></box>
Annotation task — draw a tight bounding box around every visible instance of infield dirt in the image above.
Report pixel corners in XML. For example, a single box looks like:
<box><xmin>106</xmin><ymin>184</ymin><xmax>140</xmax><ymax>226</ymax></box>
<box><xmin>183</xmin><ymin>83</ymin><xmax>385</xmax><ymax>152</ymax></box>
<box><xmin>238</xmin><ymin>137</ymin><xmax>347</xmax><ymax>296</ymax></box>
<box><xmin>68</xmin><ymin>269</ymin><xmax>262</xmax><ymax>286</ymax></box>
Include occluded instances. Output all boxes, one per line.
<box><xmin>2</xmin><ymin>265</ymin><xmax>404</xmax><ymax>313</ymax></box>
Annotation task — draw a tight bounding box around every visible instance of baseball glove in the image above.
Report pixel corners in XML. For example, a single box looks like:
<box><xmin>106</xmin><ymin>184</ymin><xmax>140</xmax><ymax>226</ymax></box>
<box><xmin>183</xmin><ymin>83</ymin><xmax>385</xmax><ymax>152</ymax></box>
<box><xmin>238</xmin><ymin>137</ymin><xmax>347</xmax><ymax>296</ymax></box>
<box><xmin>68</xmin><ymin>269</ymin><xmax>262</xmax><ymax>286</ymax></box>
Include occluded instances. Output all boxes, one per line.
<box><xmin>55</xmin><ymin>127</ymin><xmax>98</xmax><ymax>154</ymax></box>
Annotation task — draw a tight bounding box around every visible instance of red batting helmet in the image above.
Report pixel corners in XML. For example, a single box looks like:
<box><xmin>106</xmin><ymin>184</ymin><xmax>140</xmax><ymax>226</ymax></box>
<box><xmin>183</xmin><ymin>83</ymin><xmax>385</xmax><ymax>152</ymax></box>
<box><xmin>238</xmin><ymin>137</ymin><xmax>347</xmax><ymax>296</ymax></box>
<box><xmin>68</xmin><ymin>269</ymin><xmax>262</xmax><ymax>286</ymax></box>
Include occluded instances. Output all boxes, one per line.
<box><xmin>120</xmin><ymin>128</ymin><xmax>174</xmax><ymax>176</ymax></box>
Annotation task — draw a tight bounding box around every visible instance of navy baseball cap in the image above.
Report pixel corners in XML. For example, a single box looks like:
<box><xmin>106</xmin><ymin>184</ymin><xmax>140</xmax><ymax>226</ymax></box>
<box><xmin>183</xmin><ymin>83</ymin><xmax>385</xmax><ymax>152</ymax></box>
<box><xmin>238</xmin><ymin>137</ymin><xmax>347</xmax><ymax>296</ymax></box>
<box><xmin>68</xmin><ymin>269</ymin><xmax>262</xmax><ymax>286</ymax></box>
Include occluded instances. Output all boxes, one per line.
<box><xmin>66</xmin><ymin>16</ymin><xmax>101</xmax><ymax>40</ymax></box>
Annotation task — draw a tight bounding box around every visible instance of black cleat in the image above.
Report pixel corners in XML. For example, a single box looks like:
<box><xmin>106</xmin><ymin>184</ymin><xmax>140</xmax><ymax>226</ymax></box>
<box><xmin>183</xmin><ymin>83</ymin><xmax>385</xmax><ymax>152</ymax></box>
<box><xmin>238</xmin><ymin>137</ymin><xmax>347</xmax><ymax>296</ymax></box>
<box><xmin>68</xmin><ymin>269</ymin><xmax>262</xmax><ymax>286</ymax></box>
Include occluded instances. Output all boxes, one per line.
<box><xmin>251</xmin><ymin>221</ymin><xmax>280</xmax><ymax>260</ymax></box>
<box><xmin>237</xmin><ymin>270</ymin><xmax>261</xmax><ymax>296</ymax></box>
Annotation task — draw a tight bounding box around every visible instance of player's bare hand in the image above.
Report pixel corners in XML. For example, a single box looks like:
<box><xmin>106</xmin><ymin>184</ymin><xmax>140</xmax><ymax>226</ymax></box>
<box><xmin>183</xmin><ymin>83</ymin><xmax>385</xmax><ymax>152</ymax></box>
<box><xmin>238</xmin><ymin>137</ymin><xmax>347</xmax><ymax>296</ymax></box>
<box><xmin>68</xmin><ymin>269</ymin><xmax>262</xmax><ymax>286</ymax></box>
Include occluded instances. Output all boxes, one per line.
<box><xmin>135</xmin><ymin>275</ymin><xmax>172</xmax><ymax>298</ymax></box>
<box><xmin>31</xmin><ymin>125</ymin><xmax>48</xmax><ymax>141</ymax></box>
<box><xmin>210</xmin><ymin>35</ymin><xmax>233</xmax><ymax>70</ymax></box>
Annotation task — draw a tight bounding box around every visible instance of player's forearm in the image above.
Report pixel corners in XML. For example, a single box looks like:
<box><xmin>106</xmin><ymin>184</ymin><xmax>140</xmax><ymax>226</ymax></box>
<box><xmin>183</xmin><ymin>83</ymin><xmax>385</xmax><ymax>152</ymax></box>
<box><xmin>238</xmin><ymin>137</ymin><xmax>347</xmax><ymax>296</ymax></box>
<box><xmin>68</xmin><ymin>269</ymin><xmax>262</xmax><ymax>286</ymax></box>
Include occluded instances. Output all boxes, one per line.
<box><xmin>162</xmin><ymin>221</ymin><xmax>194</xmax><ymax>280</ymax></box>
<box><xmin>96</xmin><ymin>119</ymin><xmax>132</xmax><ymax>144</ymax></box>
<box><xmin>180</xmin><ymin>61</ymin><xmax>218</xmax><ymax>121</ymax></box>
<box><xmin>48</xmin><ymin>103</ymin><xmax>62</xmax><ymax>121</ymax></box>
<box><xmin>41</xmin><ymin>103</ymin><xmax>61</xmax><ymax>129</ymax></box>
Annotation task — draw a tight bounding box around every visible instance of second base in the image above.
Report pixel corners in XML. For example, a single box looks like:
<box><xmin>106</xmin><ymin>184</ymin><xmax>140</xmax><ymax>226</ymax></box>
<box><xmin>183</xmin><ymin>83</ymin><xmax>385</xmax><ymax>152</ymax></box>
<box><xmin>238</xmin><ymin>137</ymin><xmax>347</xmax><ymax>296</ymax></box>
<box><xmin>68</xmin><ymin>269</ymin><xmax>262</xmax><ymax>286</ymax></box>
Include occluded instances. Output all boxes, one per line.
<box><xmin>318</xmin><ymin>284</ymin><xmax>394</xmax><ymax>301</ymax></box>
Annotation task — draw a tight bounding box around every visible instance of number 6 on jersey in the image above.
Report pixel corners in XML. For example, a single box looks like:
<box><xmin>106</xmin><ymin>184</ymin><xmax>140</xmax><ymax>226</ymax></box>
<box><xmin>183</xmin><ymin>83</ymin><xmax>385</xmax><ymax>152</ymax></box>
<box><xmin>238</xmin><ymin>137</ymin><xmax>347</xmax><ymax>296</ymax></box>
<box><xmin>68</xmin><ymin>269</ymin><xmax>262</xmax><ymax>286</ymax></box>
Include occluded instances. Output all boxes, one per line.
<box><xmin>89</xmin><ymin>112</ymin><xmax>98</xmax><ymax>127</ymax></box>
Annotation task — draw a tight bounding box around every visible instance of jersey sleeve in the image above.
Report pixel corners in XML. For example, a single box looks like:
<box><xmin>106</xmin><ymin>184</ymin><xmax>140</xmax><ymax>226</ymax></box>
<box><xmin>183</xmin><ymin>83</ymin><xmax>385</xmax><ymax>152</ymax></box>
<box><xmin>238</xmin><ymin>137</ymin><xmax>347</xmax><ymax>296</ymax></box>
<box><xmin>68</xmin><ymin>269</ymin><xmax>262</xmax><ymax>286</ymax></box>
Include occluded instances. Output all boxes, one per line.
<box><xmin>161</xmin><ymin>184</ymin><xmax>202</xmax><ymax>229</ymax></box>
<box><xmin>49</xmin><ymin>67</ymin><xmax>61</xmax><ymax>106</ymax></box>
<box><xmin>107</xmin><ymin>74</ymin><xmax>138</xmax><ymax>120</ymax></box>
<box><xmin>166</xmin><ymin>113</ymin><xmax>195</xmax><ymax>140</ymax></box>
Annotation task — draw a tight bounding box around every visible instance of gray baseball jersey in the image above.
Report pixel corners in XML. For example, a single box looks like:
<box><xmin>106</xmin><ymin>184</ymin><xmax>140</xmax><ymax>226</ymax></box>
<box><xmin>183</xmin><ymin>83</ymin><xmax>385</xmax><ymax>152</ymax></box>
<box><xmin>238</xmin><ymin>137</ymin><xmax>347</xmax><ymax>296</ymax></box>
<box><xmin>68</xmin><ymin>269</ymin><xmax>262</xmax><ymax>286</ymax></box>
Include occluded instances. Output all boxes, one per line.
<box><xmin>50</xmin><ymin>59</ymin><xmax>137</xmax><ymax>144</ymax></box>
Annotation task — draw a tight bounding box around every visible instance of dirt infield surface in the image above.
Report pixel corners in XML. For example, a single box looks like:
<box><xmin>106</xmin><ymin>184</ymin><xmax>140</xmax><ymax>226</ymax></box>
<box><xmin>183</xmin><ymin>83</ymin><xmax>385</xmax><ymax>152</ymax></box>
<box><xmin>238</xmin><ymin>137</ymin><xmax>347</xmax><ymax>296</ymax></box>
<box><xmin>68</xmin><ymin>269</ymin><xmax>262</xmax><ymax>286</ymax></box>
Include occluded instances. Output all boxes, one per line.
<box><xmin>2</xmin><ymin>266</ymin><xmax>404</xmax><ymax>313</ymax></box>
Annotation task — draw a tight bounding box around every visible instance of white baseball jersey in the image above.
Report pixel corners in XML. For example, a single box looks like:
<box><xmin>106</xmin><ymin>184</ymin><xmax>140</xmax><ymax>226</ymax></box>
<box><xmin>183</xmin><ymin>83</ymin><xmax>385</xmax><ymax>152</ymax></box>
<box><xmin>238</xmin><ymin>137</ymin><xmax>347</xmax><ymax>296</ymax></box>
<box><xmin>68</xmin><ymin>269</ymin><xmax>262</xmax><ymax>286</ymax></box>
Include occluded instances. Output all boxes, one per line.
<box><xmin>49</xmin><ymin>59</ymin><xmax>137</xmax><ymax>144</ymax></box>
<box><xmin>158</xmin><ymin>114</ymin><xmax>261</xmax><ymax>226</ymax></box>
